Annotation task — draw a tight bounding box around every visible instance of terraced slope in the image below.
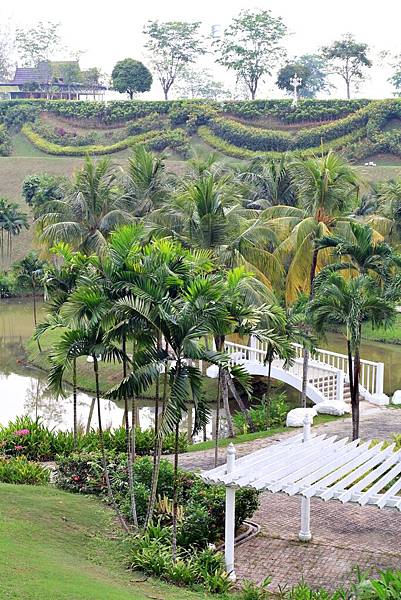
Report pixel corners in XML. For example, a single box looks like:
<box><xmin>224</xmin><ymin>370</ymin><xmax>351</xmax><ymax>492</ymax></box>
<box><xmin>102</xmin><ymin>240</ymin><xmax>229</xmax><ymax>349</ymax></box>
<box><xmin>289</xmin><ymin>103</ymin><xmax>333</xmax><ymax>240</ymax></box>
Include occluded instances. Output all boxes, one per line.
<box><xmin>2</xmin><ymin>98</ymin><xmax>401</xmax><ymax>163</ymax></box>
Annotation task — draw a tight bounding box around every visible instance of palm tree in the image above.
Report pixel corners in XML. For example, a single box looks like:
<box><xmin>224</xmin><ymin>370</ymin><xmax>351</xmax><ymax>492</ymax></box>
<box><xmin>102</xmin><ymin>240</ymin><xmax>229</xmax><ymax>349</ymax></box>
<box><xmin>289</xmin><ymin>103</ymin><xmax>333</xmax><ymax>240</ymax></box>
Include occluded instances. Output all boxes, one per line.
<box><xmin>263</xmin><ymin>150</ymin><xmax>359</xmax><ymax>406</ymax></box>
<box><xmin>38</xmin><ymin>157</ymin><xmax>132</xmax><ymax>254</ymax></box>
<box><xmin>316</xmin><ymin>221</ymin><xmax>401</xmax><ymax>283</ymax></box>
<box><xmin>0</xmin><ymin>198</ymin><xmax>29</xmax><ymax>261</ymax></box>
<box><xmin>310</xmin><ymin>272</ymin><xmax>395</xmax><ymax>439</ymax></box>
<box><xmin>13</xmin><ymin>252</ymin><xmax>45</xmax><ymax>326</ymax></box>
<box><xmin>149</xmin><ymin>174</ymin><xmax>283</xmax><ymax>289</ymax></box>
<box><xmin>122</xmin><ymin>145</ymin><xmax>173</xmax><ymax>217</ymax></box>
<box><xmin>237</xmin><ymin>154</ymin><xmax>297</xmax><ymax>209</ymax></box>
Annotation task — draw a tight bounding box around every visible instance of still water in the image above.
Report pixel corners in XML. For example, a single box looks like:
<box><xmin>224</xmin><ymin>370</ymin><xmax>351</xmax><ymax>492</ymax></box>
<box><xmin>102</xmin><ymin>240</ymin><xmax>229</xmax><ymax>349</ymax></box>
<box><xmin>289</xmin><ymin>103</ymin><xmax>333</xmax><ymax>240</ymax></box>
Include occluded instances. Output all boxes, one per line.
<box><xmin>1</xmin><ymin>298</ymin><xmax>401</xmax><ymax>433</ymax></box>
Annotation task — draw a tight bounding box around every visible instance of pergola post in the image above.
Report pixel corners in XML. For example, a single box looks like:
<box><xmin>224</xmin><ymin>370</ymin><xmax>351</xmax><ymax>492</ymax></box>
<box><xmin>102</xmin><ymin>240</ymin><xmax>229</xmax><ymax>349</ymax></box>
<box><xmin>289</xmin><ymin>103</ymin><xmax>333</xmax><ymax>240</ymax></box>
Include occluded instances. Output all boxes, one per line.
<box><xmin>225</xmin><ymin>443</ymin><xmax>236</xmax><ymax>581</ymax></box>
<box><xmin>299</xmin><ymin>415</ymin><xmax>312</xmax><ymax>542</ymax></box>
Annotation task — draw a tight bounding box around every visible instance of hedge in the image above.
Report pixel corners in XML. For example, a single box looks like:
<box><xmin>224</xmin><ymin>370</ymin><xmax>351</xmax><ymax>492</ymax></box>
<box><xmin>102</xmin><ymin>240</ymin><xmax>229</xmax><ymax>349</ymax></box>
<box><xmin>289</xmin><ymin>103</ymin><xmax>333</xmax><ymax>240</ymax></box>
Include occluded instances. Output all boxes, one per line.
<box><xmin>198</xmin><ymin>125</ymin><xmax>367</xmax><ymax>160</ymax></box>
<box><xmin>208</xmin><ymin>106</ymin><xmax>371</xmax><ymax>153</ymax></box>
<box><xmin>22</xmin><ymin>123</ymin><xmax>190</xmax><ymax>157</ymax></box>
<box><xmin>0</xmin><ymin>124</ymin><xmax>11</xmax><ymax>156</ymax></box>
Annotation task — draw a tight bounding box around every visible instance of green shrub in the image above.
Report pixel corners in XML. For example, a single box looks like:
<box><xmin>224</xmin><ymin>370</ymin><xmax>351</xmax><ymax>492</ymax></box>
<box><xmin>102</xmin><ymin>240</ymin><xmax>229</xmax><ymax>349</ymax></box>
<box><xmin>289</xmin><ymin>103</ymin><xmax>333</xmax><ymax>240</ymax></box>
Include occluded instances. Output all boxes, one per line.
<box><xmin>0</xmin><ymin>102</ymin><xmax>38</xmax><ymax>129</ymax></box>
<box><xmin>0</xmin><ymin>416</ymin><xmax>188</xmax><ymax>461</ymax></box>
<box><xmin>0</xmin><ymin>124</ymin><xmax>11</xmax><ymax>156</ymax></box>
<box><xmin>130</xmin><ymin>525</ymin><xmax>231</xmax><ymax>593</ymax></box>
<box><xmin>353</xmin><ymin>569</ymin><xmax>401</xmax><ymax>599</ymax></box>
<box><xmin>0</xmin><ymin>456</ymin><xmax>50</xmax><ymax>485</ymax></box>
<box><xmin>238</xmin><ymin>577</ymin><xmax>272</xmax><ymax>600</ymax></box>
<box><xmin>0</xmin><ymin>271</ymin><xmax>17</xmax><ymax>297</ymax></box>
<box><xmin>233</xmin><ymin>393</ymin><xmax>288</xmax><ymax>434</ymax></box>
<box><xmin>22</xmin><ymin>123</ymin><xmax>190</xmax><ymax>157</ymax></box>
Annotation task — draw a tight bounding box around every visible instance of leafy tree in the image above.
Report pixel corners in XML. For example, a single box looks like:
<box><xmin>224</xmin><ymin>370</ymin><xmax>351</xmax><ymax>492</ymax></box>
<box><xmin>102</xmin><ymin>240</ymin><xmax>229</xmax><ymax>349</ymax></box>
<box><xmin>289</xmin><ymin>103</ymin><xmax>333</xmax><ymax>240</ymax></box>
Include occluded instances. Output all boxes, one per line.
<box><xmin>213</xmin><ymin>9</ymin><xmax>287</xmax><ymax>100</ymax></box>
<box><xmin>111</xmin><ymin>58</ymin><xmax>152</xmax><ymax>99</ymax></box>
<box><xmin>0</xmin><ymin>24</ymin><xmax>14</xmax><ymax>80</ymax></box>
<box><xmin>237</xmin><ymin>155</ymin><xmax>297</xmax><ymax>209</ymax></box>
<box><xmin>310</xmin><ymin>272</ymin><xmax>395</xmax><ymax>439</ymax></box>
<box><xmin>143</xmin><ymin>20</ymin><xmax>206</xmax><ymax>100</ymax></box>
<box><xmin>276</xmin><ymin>54</ymin><xmax>330</xmax><ymax>98</ymax></box>
<box><xmin>22</xmin><ymin>173</ymin><xmax>65</xmax><ymax>218</ymax></box>
<box><xmin>321</xmin><ymin>33</ymin><xmax>372</xmax><ymax>99</ymax></box>
<box><xmin>388</xmin><ymin>54</ymin><xmax>401</xmax><ymax>96</ymax></box>
<box><xmin>175</xmin><ymin>68</ymin><xmax>230</xmax><ymax>100</ymax></box>
<box><xmin>15</xmin><ymin>21</ymin><xmax>60</xmax><ymax>67</ymax></box>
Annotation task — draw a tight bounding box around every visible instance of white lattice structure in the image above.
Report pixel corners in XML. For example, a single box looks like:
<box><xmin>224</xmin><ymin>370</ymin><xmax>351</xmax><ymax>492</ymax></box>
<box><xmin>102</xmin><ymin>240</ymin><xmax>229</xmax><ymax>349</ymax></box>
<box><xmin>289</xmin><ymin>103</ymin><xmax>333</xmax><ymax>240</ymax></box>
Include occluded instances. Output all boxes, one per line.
<box><xmin>201</xmin><ymin>417</ymin><xmax>401</xmax><ymax>580</ymax></box>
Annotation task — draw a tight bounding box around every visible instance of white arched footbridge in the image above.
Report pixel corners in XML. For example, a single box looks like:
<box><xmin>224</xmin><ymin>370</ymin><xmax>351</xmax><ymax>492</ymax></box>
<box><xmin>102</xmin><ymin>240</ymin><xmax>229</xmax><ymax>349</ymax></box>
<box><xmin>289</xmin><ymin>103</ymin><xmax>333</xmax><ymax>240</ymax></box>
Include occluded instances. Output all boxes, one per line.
<box><xmin>206</xmin><ymin>336</ymin><xmax>388</xmax><ymax>410</ymax></box>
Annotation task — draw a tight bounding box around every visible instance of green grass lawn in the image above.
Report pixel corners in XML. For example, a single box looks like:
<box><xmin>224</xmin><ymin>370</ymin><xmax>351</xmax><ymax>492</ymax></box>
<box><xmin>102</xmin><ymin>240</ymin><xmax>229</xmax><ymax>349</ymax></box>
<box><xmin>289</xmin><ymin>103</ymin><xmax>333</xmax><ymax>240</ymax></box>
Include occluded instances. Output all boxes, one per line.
<box><xmin>0</xmin><ymin>483</ymin><xmax>212</xmax><ymax>600</ymax></box>
<box><xmin>361</xmin><ymin>313</ymin><xmax>401</xmax><ymax>344</ymax></box>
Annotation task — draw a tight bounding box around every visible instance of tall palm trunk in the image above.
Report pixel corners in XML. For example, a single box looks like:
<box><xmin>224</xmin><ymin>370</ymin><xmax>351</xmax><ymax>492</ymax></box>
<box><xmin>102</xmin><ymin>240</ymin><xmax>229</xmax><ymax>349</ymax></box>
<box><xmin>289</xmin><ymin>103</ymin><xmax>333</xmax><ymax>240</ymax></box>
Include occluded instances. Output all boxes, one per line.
<box><xmin>93</xmin><ymin>355</ymin><xmax>129</xmax><ymax>533</ymax></box>
<box><xmin>122</xmin><ymin>334</ymin><xmax>138</xmax><ymax>527</ymax></box>
<box><xmin>171</xmin><ymin>421</ymin><xmax>180</xmax><ymax>562</ymax></box>
<box><xmin>226</xmin><ymin>376</ymin><xmax>255</xmax><ymax>432</ymax></box>
<box><xmin>215</xmin><ymin>336</ymin><xmax>235</xmax><ymax>438</ymax></box>
<box><xmin>214</xmin><ymin>370</ymin><xmax>222</xmax><ymax>467</ymax></box>
<box><xmin>145</xmin><ymin>347</ymin><xmax>169</xmax><ymax>528</ymax></box>
<box><xmin>72</xmin><ymin>358</ymin><xmax>77</xmax><ymax>449</ymax></box>
<box><xmin>300</xmin><ymin>247</ymin><xmax>319</xmax><ymax>407</ymax></box>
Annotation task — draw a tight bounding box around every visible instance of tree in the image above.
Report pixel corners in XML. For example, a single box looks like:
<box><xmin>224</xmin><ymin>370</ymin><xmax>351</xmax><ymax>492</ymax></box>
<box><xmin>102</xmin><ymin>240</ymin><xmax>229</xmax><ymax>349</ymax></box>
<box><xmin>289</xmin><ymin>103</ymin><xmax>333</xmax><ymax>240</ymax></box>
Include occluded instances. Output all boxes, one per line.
<box><xmin>237</xmin><ymin>154</ymin><xmax>297</xmax><ymax>209</ymax></box>
<box><xmin>22</xmin><ymin>174</ymin><xmax>65</xmax><ymax>218</ymax></box>
<box><xmin>143</xmin><ymin>20</ymin><xmax>206</xmax><ymax>100</ymax></box>
<box><xmin>321</xmin><ymin>33</ymin><xmax>372</xmax><ymax>99</ymax></box>
<box><xmin>0</xmin><ymin>198</ymin><xmax>29</xmax><ymax>261</ymax></box>
<box><xmin>276</xmin><ymin>54</ymin><xmax>330</xmax><ymax>98</ymax></box>
<box><xmin>213</xmin><ymin>9</ymin><xmax>287</xmax><ymax>100</ymax></box>
<box><xmin>0</xmin><ymin>24</ymin><xmax>14</xmax><ymax>80</ymax></box>
<box><xmin>111</xmin><ymin>59</ymin><xmax>152</xmax><ymax>99</ymax></box>
<box><xmin>15</xmin><ymin>21</ymin><xmax>60</xmax><ymax>67</ymax></box>
<box><xmin>13</xmin><ymin>252</ymin><xmax>44</xmax><ymax>326</ymax></box>
<box><xmin>310</xmin><ymin>272</ymin><xmax>395</xmax><ymax>439</ymax></box>
<box><xmin>388</xmin><ymin>54</ymin><xmax>401</xmax><ymax>96</ymax></box>
<box><xmin>263</xmin><ymin>151</ymin><xmax>359</xmax><ymax>407</ymax></box>
<box><xmin>175</xmin><ymin>68</ymin><xmax>230</xmax><ymax>100</ymax></box>
<box><xmin>38</xmin><ymin>157</ymin><xmax>132</xmax><ymax>254</ymax></box>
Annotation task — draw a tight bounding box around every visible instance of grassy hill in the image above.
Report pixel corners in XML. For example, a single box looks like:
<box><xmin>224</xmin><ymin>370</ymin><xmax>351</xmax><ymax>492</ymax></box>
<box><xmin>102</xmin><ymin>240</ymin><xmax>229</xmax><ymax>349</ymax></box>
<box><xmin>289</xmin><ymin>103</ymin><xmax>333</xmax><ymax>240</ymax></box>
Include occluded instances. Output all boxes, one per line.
<box><xmin>2</xmin><ymin>98</ymin><xmax>401</xmax><ymax>268</ymax></box>
<box><xmin>0</xmin><ymin>483</ymin><xmax>210</xmax><ymax>600</ymax></box>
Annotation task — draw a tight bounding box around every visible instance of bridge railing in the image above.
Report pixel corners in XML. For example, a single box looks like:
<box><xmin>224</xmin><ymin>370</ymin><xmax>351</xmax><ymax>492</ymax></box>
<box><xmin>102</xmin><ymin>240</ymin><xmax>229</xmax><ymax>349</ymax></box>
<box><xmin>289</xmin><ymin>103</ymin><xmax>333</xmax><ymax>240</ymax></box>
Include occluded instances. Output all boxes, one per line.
<box><xmin>226</xmin><ymin>340</ymin><xmax>344</xmax><ymax>403</ymax></box>
<box><xmin>291</xmin><ymin>343</ymin><xmax>384</xmax><ymax>399</ymax></box>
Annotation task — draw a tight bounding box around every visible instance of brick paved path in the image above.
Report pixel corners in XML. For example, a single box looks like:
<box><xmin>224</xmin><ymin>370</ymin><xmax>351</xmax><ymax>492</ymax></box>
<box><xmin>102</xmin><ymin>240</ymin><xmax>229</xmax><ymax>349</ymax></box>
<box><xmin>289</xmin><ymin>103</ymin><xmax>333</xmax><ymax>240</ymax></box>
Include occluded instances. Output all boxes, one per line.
<box><xmin>179</xmin><ymin>404</ymin><xmax>401</xmax><ymax>592</ymax></box>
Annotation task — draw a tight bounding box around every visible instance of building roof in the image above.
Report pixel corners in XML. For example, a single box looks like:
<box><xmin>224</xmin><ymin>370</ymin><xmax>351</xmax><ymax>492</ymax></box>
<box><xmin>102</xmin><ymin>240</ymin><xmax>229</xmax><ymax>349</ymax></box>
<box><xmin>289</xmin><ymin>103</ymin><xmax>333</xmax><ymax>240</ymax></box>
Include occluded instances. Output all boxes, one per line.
<box><xmin>12</xmin><ymin>62</ymin><xmax>52</xmax><ymax>85</ymax></box>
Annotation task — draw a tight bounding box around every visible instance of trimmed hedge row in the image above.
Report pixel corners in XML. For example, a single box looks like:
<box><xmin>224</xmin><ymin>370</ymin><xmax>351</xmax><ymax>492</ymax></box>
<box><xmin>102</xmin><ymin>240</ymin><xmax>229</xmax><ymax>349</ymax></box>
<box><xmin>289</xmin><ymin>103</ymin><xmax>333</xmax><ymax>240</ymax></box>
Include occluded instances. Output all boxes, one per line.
<box><xmin>198</xmin><ymin>125</ymin><xmax>367</xmax><ymax>160</ymax></box>
<box><xmin>208</xmin><ymin>106</ymin><xmax>371</xmax><ymax>153</ymax></box>
<box><xmin>22</xmin><ymin>123</ymin><xmax>190</xmax><ymax>157</ymax></box>
<box><xmin>0</xmin><ymin>124</ymin><xmax>11</xmax><ymax>156</ymax></box>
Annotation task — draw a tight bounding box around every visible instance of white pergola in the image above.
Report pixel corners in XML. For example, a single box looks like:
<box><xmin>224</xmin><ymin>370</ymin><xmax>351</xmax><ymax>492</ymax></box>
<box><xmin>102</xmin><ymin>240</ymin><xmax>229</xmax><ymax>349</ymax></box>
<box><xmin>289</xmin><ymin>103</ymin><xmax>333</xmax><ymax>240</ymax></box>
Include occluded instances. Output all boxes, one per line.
<box><xmin>201</xmin><ymin>417</ymin><xmax>401</xmax><ymax>581</ymax></box>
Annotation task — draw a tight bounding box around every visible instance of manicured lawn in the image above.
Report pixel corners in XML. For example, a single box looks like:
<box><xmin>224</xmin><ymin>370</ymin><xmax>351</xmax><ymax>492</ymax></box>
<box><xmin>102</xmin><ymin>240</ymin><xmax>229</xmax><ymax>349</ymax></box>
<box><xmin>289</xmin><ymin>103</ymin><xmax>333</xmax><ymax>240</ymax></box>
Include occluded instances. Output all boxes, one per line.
<box><xmin>0</xmin><ymin>483</ymin><xmax>211</xmax><ymax>600</ymax></box>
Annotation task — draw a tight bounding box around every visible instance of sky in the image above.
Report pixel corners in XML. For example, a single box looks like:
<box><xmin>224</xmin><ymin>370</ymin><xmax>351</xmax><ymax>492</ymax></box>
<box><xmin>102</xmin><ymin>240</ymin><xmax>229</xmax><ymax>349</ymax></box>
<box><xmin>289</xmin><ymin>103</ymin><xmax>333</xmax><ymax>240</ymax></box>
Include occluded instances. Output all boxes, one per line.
<box><xmin>1</xmin><ymin>0</ymin><xmax>400</xmax><ymax>99</ymax></box>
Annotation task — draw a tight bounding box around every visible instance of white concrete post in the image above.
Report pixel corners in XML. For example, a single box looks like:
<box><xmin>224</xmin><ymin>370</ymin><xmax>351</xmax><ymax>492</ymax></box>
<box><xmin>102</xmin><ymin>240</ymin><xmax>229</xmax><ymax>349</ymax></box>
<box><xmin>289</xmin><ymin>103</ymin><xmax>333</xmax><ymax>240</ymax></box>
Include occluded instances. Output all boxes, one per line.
<box><xmin>299</xmin><ymin>414</ymin><xmax>312</xmax><ymax>542</ymax></box>
<box><xmin>225</xmin><ymin>443</ymin><xmax>236</xmax><ymax>581</ymax></box>
<box><xmin>376</xmin><ymin>362</ymin><xmax>384</xmax><ymax>396</ymax></box>
<box><xmin>249</xmin><ymin>335</ymin><xmax>257</xmax><ymax>362</ymax></box>
<box><xmin>336</xmin><ymin>369</ymin><xmax>345</xmax><ymax>403</ymax></box>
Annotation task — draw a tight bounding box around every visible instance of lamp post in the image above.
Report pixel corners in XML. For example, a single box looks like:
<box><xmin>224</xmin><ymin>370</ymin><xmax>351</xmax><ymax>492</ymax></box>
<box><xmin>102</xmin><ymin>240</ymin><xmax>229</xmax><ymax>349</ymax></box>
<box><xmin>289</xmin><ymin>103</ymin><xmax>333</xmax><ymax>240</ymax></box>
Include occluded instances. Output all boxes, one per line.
<box><xmin>290</xmin><ymin>73</ymin><xmax>302</xmax><ymax>108</ymax></box>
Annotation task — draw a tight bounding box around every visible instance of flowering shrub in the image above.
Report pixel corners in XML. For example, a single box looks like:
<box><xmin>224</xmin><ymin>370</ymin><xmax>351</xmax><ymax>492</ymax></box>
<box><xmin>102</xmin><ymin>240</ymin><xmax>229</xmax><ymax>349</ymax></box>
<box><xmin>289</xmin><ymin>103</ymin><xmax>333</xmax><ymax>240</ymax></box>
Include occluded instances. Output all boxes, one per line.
<box><xmin>0</xmin><ymin>416</ymin><xmax>188</xmax><ymax>461</ymax></box>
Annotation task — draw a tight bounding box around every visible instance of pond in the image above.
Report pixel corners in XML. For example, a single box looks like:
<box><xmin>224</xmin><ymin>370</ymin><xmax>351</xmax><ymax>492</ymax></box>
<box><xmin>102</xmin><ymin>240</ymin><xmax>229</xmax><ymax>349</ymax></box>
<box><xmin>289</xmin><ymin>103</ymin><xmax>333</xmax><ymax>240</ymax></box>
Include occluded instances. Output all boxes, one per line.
<box><xmin>1</xmin><ymin>298</ymin><xmax>400</xmax><ymax>434</ymax></box>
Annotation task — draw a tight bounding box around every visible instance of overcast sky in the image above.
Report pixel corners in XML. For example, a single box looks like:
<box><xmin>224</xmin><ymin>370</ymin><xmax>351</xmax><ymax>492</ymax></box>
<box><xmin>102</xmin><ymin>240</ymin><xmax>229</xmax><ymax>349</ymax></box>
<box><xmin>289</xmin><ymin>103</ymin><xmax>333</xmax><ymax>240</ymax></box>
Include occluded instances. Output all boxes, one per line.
<box><xmin>1</xmin><ymin>0</ymin><xmax>400</xmax><ymax>99</ymax></box>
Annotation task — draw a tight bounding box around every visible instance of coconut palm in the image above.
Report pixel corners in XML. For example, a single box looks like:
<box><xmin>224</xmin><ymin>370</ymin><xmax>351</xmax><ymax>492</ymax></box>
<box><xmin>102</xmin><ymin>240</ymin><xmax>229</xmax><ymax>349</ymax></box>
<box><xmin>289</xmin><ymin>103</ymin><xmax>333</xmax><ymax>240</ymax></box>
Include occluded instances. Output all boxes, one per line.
<box><xmin>316</xmin><ymin>221</ymin><xmax>401</xmax><ymax>284</ymax></box>
<box><xmin>148</xmin><ymin>174</ymin><xmax>283</xmax><ymax>288</ymax></box>
<box><xmin>366</xmin><ymin>178</ymin><xmax>401</xmax><ymax>244</ymax></box>
<box><xmin>310</xmin><ymin>271</ymin><xmax>395</xmax><ymax>439</ymax></box>
<box><xmin>13</xmin><ymin>252</ymin><xmax>45</xmax><ymax>326</ymax></box>
<box><xmin>38</xmin><ymin>157</ymin><xmax>132</xmax><ymax>254</ymax></box>
<box><xmin>262</xmin><ymin>150</ymin><xmax>359</xmax><ymax>406</ymax></box>
<box><xmin>237</xmin><ymin>154</ymin><xmax>297</xmax><ymax>209</ymax></box>
<box><xmin>122</xmin><ymin>145</ymin><xmax>173</xmax><ymax>217</ymax></box>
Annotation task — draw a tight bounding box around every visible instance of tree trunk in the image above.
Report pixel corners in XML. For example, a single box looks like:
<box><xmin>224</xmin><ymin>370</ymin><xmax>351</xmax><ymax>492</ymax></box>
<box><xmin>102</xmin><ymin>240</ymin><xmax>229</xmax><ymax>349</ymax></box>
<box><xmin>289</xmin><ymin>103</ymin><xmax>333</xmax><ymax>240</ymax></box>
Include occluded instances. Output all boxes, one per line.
<box><xmin>73</xmin><ymin>358</ymin><xmax>77</xmax><ymax>449</ymax></box>
<box><xmin>300</xmin><ymin>248</ymin><xmax>319</xmax><ymax>407</ymax></box>
<box><xmin>351</xmin><ymin>347</ymin><xmax>360</xmax><ymax>440</ymax></box>
<box><xmin>93</xmin><ymin>356</ymin><xmax>129</xmax><ymax>533</ymax></box>
<box><xmin>130</xmin><ymin>395</ymin><xmax>138</xmax><ymax>527</ymax></box>
<box><xmin>221</xmin><ymin>370</ymin><xmax>235</xmax><ymax>438</ymax></box>
<box><xmin>214</xmin><ymin>370</ymin><xmax>222</xmax><ymax>467</ymax></box>
<box><xmin>226</xmin><ymin>376</ymin><xmax>255</xmax><ymax>433</ymax></box>
<box><xmin>171</xmin><ymin>422</ymin><xmax>180</xmax><ymax>562</ymax></box>
<box><xmin>346</xmin><ymin>80</ymin><xmax>351</xmax><ymax>100</ymax></box>
<box><xmin>86</xmin><ymin>398</ymin><xmax>95</xmax><ymax>434</ymax></box>
<box><xmin>122</xmin><ymin>334</ymin><xmax>138</xmax><ymax>528</ymax></box>
<box><xmin>145</xmin><ymin>346</ymin><xmax>168</xmax><ymax>528</ymax></box>
<box><xmin>163</xmin><ymin>88</ymin><xmax>169</xmax><ymax>101</ymax></box>
<box><xmin>347</xmin><ymin>339</ymin><xmax>354</xmax><ymax>400</ymax></box>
